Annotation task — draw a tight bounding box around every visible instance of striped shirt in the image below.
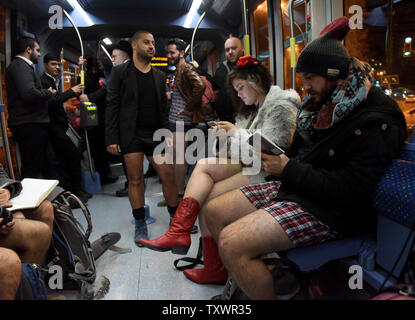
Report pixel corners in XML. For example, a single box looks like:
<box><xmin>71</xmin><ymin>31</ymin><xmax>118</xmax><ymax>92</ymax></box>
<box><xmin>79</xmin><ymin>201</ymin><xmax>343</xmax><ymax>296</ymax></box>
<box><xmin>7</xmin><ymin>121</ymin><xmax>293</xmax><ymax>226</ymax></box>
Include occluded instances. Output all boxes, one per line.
<box><xmin>168</xmin><ymin>84</ymin><xmax>193</xmax><ymax>126</ymax></box>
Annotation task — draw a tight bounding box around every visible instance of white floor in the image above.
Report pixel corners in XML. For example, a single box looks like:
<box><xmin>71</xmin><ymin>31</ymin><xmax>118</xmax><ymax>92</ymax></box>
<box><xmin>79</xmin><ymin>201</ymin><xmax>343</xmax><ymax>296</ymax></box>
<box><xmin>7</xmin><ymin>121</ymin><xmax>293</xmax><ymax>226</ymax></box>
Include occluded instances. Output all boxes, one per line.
<box><xmin>64</xmin><ymin>161</ymin><xmax>224</xmax><ymax>300</ymax></box>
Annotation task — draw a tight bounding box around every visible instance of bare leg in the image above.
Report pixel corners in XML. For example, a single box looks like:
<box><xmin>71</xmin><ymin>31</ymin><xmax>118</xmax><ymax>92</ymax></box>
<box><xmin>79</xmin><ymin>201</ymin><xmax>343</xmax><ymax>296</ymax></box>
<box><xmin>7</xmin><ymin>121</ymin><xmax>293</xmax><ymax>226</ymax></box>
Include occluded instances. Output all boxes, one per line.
<box><xmin>198</xmin><ymin>171</ymin><xmax>250</xmax><ymax>236</ymax></box>
<box><xmin>148</xmin><ymin>155</ymin><xmax>178</xmax><ymax>207</ymax></box>
<box><xmin>172</xmin><ymin>132</ymin><xmax>188</xmax><ymax>194</ymax></box>
<box><xmin>204</xmin><ymin>189</ymin><xmax>295</xmax><ymax>299</ymax></box>
<box><xmin>0</xmin><ymin>248</ymin><xmax>21</xmax><ymax>300</ymax></box>
<box><xmin>123</xmin><ymin>152</ymin><xmax>145</xmax><ymax>209</ymax></box>
<box><xmin>184</xmin><ymin>157</ymin><xmax>242</xmax><ymax>206</ymax></box>
<box><xmin>0</xmin><ymin>219</ymin><xmax>52</xmax><ymax>264</ymax></box>
<box><xmin>21</xmin><ymin>200</ymin><xmax>54</xmax><ymax>231</ymax></box>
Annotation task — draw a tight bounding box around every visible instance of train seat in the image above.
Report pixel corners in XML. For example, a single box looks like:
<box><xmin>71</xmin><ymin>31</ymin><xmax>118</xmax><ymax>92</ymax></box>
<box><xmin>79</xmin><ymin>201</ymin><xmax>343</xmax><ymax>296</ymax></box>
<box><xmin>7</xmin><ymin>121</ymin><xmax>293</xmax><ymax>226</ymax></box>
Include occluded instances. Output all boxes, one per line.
<box><xmin>281</xmin><ymin>139</ymin><xmax>415</xmax><ymax>289</ymax></box>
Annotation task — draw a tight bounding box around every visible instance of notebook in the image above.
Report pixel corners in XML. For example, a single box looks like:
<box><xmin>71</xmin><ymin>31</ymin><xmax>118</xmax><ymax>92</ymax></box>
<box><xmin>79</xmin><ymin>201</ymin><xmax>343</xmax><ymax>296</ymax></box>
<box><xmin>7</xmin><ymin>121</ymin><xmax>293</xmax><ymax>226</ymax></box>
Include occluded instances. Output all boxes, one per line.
<box><xmin>8</xmin><ymin>178</ymin><xmax>59</xmax><ymax>211</ymax></box>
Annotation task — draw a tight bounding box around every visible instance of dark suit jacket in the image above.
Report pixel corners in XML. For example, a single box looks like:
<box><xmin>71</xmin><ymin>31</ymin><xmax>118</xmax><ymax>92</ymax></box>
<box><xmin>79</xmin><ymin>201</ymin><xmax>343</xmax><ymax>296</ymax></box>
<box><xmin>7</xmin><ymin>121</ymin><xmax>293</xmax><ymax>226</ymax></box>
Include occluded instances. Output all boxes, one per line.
<box><xmin>40</xmin><ymin>73</ymin><xmax>76</xmax><ymax>126</ymax></box>
<box><xmin>105</xmin><ymin>61</ymin><xmax>168</xmax><ymax>148</ymax></box>
<box><xmin>5</xmin><ymin>57</ymin><xmax>52</xmax><ymax>127</ymax></box>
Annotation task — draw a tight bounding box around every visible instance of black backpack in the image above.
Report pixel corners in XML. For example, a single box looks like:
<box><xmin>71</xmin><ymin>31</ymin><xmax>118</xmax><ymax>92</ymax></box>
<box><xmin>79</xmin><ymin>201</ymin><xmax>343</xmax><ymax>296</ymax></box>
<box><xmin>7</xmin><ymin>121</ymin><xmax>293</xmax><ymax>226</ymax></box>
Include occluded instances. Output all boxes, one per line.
<box><xmin>44</xmin><ymin>187</ymin><xmax>97</xmax><ymax>299</ymax></box>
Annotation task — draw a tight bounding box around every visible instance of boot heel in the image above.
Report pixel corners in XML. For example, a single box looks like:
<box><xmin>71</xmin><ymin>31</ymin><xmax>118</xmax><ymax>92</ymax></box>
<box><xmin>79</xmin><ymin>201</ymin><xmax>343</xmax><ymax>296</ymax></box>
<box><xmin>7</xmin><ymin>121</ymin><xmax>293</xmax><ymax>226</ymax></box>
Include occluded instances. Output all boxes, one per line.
<box><xmin>171</xmin><ymin>245</ymin><xmax>190</xmax><ymax>255</ymax></box>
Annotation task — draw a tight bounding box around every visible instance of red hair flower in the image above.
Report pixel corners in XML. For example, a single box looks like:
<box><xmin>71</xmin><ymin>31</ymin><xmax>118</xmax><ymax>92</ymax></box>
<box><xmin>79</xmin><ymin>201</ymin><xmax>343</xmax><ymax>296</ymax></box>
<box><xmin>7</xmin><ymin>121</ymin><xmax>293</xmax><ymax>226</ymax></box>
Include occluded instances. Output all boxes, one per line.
<box><xmin>237</xmin><ymin>55</ymin><xmax>259</xmax><ymax>67</ymax></box>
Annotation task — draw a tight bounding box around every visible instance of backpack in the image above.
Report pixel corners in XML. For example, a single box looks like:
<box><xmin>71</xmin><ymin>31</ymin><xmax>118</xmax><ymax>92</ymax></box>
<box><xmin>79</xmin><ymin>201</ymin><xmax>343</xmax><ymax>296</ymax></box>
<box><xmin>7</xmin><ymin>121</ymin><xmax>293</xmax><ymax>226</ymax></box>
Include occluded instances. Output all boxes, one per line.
<box><xmin>15</xmin><ymin>263</ymin><xmax>48</xmax><ymax>300</ymax></box>
<box><xmin>44</xmin><ymin>187</ymin><xmax>96</xmax><ymax>299</ymax></box>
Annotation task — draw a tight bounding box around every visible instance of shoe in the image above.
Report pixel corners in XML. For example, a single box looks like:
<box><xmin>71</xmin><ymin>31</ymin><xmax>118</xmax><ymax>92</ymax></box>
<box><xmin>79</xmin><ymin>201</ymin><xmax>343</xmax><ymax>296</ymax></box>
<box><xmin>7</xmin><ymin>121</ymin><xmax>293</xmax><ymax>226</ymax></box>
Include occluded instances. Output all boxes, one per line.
<box><xmin>75</xmin><ymin>189</ymin><xmax>92</xmax><ymax>199</ymax></box>
<box><xmin>134</xmin><ymin>219</ymin><xmax>148</xmax><ymax>247</ymax></box>
<box><xmin>190</xmin><ymin>225</ymin><xmax>198</xmax><ymax>234</ymax></box>
<box><xmin>137</xmin><ymin>197</ymin><xmax>200</xmax><ymax>254</ymax></box>
<box><xmin>115</xmin><ymin>186</ymin><xmax>128</xmax><ymax>197</ymax></box>
<box><xmin>102</xmin><ymin>176</ymin><xmax>119</xmax><ymax>185</ymax></box>
<box><xmin>184</xmin><ymin>237</ymin><xmax>228</xmax><ymax>285</ymax></box>
<box><xmin>158</xmin><ymin>194</ymin><xmax>183</xmax><ymax>207</ymax></box>
<box><xmin>144</xmin><ymin>165</ymin><xmax>158</xmax><ymax>178</ymax></box>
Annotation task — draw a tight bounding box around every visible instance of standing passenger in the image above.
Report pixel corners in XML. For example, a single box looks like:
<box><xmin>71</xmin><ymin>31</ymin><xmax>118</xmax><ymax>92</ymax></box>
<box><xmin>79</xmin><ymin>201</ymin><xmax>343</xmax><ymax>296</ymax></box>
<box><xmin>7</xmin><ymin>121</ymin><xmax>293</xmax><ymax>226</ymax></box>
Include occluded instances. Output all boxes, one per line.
<box><xmin>166</xmin><ymin>38</ymin><xmax>205</xmax><ymax>206</ymax></box>
<box><xmin>40</xmin><ymin>53</ymin><xmax>91</xmax><ymax>208</ymax></box>
<box><xmin>211</xmin><ymin>36</ymin><xmax>244</xmax><ymax>123</ymax></box>
<box><xmin>5</xmin><ymin>37</ymin><xmax>57</xmax><ymax>179</ymax></box>
<box><xmin>106</xmin><ymin>31</ymin><xmax>178</xmax><ymax>244</ymax></box>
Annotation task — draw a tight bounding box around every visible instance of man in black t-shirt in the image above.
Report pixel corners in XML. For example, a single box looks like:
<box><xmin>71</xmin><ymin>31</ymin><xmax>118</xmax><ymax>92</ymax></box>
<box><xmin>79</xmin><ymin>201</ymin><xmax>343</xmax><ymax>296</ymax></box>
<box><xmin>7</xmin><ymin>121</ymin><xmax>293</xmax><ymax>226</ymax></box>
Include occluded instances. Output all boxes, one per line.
<box><xmin>106</xmin><ymin>31</ymin><xmax>178</xmax><ymax>244</ymax></box>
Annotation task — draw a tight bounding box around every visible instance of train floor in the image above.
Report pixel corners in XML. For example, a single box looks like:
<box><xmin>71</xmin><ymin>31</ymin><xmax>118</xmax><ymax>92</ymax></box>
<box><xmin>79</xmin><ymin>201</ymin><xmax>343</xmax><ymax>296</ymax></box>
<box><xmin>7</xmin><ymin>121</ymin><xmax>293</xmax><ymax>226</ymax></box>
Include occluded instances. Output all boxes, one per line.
<box><xmin>54</xmin><ymin>160</ymin><xmax>223</xmax><ymax>300</ymax></box>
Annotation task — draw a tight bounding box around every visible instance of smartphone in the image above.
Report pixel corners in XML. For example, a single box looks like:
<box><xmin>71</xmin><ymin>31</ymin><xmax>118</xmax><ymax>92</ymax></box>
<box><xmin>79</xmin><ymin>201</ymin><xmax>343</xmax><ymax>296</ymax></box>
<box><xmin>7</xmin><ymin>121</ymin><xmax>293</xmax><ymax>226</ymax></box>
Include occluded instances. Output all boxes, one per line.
<box><xmin>247</xmin><ymin>132</ymin><xmax>285</xmax><ymax>155</ymax></box>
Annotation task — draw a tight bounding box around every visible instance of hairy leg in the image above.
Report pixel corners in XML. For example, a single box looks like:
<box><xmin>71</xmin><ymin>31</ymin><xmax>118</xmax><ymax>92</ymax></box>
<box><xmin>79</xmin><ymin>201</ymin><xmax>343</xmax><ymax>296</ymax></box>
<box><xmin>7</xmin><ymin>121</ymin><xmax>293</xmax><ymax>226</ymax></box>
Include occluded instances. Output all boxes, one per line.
<box><xmin>198</xmin><ymin>171</ymin><xmax>250</xmax><ymax>236</ymax></box>
<box><xmin>123</xmin><ymin>152</ymin><xmax>145</xmax><ymax>209</ymax></box>
<box><xmin>148</xmin><ymin>155</ymin><xmax>178</xmax><ymax>207</ymax></box>
<box><xmin>218</xmin><ymin>211</ymin><xmax>295</xmax><ymax>299</ymax></box>
<box><xmin>0</xmin><ymin>219</ymin><xmax>52</xmax><ymax>264</ymax></box>
<box><xmin>0</xmin><ymin>248</ymin><xmax>21</xmax><ymax>300</ymax></box>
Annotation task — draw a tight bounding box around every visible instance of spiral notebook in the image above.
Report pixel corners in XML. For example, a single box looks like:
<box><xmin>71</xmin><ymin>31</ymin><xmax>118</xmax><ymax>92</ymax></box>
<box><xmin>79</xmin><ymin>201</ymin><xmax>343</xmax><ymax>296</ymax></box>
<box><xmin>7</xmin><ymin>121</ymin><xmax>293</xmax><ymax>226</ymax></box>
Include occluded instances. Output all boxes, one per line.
<box><xmin>8</xmin><ymin>178</ymin><xmax>59</xmax><ymax>211</ymax></box>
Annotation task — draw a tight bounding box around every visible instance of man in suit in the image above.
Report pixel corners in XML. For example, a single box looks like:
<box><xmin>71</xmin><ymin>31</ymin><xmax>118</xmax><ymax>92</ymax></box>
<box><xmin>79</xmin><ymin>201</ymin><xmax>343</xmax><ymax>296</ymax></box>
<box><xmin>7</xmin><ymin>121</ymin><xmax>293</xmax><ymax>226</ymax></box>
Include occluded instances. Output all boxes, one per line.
<box><xmin>5</xmin><ymin>37</ymin><xmax>57</xmax><ymax>179</ymax></box>
<box><xmin>40</xmin><ymin>53</ymin><xmax>91</xmax><ymax>207</ymax></box>
<box><xmin>106</xmin><ymin>31</ymin><xmax>178</xmax><ymax>244</ymax></box>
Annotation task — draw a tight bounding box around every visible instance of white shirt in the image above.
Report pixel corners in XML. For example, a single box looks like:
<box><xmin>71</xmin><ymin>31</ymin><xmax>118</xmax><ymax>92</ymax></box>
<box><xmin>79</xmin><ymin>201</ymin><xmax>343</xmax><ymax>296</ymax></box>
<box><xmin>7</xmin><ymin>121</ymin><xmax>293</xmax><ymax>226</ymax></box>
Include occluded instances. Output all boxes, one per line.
<box><xmin>16</xmin><ymin>55</ymin><xmax>34</xmax><ymax>69</ymax></box>
<box><xmin>44</xmin><ymin>72</ymin><xmax>60</xmax><ymax>89</ymax></box>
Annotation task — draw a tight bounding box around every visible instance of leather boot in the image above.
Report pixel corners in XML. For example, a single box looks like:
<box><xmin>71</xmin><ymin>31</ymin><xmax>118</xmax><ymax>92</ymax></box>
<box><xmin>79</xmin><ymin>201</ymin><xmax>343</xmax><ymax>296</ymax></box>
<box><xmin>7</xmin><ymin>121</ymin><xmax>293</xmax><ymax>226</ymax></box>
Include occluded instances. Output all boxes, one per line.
<box><xmin>184</xmin><ymin>237</ymin><xmax>228</xmax><ymax>284</ymax></box>
<box><xmin>137</xmin><ymin>197</ymin><xmax>200</xmax><ymax>254</ymax></box>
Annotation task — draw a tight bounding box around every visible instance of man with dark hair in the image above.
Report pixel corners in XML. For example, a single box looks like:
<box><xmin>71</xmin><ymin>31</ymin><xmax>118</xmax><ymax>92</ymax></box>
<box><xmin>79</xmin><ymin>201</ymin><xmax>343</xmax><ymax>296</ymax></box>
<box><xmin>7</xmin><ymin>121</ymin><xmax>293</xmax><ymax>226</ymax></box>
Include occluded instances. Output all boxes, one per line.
<box><xmin>40</xmin><ymin>53</ymin><xmax>91</xmax><ymax>207</ymax></box>
<box><xmin>164</xmin><ymin>37</ymin><xmax>205</xmax><ymax>207</ymax></box>
<box><xmin>203</xmin><ymin>25</ymin><xmax>407</xmax><ymax>299</ymax></box>
<box><xmin>5</xmin><ymin>37</ymin><xmax>58</xmax><ymax>179</ymax></box>
<box><xmin>106</xmin><ymin>31</ymin><xmax>178</xmax><ymax>244</ymax></box>
<box><xmin>211</xmin><ymin>36</ymin><xmax>244</xmax><ymax>123</ymax></box>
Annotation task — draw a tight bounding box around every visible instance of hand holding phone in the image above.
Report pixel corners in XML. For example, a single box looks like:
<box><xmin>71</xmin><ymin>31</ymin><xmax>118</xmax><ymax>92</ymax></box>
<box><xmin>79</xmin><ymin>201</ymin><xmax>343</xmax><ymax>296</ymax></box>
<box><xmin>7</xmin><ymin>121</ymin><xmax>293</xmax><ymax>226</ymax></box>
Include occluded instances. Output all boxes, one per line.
<box><xmin>247</xmin><ymin>132</ymin><xmax>285</xmax><ymax>156</ymax></box>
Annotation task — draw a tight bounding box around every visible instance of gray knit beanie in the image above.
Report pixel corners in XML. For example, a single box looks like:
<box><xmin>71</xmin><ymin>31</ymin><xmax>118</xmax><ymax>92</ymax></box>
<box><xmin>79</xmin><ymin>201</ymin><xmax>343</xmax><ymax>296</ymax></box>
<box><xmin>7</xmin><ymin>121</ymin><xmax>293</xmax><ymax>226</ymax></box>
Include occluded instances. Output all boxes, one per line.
<box><xmin>296</xmin><ymin>32</ymin><xmax>351</xmax><ymax>80</ymax></box>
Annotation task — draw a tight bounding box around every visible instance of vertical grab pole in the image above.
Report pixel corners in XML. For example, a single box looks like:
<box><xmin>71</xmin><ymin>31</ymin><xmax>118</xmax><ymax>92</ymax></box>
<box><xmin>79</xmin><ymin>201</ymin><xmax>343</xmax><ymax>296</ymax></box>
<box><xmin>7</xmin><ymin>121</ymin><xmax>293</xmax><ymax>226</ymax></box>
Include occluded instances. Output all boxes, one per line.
<box><xmin>190</xmin><ymin>11</ymin><xmax>207</xmax><ymax>62</ymax></box>
<box><xmin>241</xmin><ymin>0</ymin><xmax>250</xmax><ymax>55</ymax></box>
<box><xmin>288</xmin><ymin>0</ymin><xmax>296</xmax><ymax>90</ymax></box>
<box><xmin>62</xmin><ymin>10</ymin><xmax>96</xmax><ymax>180</ymax></box>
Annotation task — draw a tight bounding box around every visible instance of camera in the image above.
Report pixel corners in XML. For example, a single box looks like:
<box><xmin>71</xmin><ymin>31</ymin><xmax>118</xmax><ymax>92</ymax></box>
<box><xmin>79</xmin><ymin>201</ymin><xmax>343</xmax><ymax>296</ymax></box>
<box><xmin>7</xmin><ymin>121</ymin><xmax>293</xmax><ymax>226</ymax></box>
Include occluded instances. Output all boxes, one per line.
<box><xmin>0</xmin><ymin>206</ymin><xmax>13</xmax><ymax>227</ymax></box>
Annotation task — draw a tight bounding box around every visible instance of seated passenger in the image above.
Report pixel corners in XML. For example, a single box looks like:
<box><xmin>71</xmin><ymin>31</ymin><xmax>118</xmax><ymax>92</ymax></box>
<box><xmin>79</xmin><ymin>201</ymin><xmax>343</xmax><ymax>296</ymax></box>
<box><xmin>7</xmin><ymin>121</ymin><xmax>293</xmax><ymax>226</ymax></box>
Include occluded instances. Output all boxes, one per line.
<box><xmin>0</xmin><ymin>164</ymin><xmax>54</xmax><ymax>264</ymax></box>
<box><xmin>202</xmin><ymin>30</ymin><xmax>407</xmax><ymax>299</ymax></box>
<box><xmin>0</xmin><ymin>247</ymin><xmax>21</xmax><ymax>300</ymax></box>
<box><xmin>138</xmin><ymin>56</ymin><xmax>301</xmax><ymax>284</ymax></box>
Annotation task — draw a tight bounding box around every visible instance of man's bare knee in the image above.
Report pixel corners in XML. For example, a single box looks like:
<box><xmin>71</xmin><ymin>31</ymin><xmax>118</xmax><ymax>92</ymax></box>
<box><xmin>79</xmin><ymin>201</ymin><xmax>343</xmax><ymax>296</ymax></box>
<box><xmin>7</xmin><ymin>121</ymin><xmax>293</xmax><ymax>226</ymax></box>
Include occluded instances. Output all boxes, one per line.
<box><xmin>218</xmin><ymin>225</ymin><xmax>245</xmax><ymax>266</ymax></box>
<box><xmin>0</xmin><ymin>248</ymin><xmax>21</xmax><ymax>299</ymax></box>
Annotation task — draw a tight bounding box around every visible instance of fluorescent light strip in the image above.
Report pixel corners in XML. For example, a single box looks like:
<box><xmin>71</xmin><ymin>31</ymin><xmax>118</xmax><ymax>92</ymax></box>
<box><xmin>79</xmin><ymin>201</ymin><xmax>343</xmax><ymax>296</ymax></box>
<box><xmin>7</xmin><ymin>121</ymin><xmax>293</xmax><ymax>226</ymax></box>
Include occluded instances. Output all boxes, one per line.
<box><xmin>103</xmin><ymin>38</ymin><xmax>112</xmax><ymax>45</ymax></box>
<box><xmin>184</xmin><ymin>0</ymin><xmax>202</xmax><ymax>28</ymax></box>
<box><xmin>67</xmin><ymin>0</ymin><xmax>94</xmax><ymax>26</ymax></box>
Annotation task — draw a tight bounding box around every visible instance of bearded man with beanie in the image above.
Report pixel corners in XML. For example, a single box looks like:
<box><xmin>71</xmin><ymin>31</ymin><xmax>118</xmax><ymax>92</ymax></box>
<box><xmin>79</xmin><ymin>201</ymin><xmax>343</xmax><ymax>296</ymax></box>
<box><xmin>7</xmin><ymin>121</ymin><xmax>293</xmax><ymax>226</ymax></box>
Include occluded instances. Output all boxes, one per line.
<box><xmin>201</xmin><ymin>17</ymin><xmax>407</xmax><ymax>299</ymax></box>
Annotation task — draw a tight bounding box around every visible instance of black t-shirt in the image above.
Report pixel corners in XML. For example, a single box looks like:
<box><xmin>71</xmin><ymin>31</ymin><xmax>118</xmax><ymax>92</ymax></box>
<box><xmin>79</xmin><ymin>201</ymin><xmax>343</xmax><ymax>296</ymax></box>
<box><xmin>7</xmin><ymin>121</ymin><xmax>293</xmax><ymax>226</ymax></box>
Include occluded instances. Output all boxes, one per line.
<box><xmin>135</xmin><ymin>68</ymin><xmax>159</xmax><ymax>132</ymax></box>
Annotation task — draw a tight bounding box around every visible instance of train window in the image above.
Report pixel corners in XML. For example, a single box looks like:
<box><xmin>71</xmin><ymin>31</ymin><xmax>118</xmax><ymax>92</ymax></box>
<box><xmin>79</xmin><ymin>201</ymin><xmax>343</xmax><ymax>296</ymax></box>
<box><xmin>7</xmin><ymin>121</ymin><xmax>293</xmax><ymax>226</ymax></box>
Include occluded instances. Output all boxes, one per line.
<box><xmin>252</xmin><ymin>0</ymin><xmax>271</xmax><ymax>71</ymax></box>
<box><xmin>343</xmin><ymin>0</ymin><xmax>415</xmax><ymax>137</ymax></box>
<box><xmin>280</xmin><ymin>0</ymin><xmax>307</xmax><ymax>93</ymax></box>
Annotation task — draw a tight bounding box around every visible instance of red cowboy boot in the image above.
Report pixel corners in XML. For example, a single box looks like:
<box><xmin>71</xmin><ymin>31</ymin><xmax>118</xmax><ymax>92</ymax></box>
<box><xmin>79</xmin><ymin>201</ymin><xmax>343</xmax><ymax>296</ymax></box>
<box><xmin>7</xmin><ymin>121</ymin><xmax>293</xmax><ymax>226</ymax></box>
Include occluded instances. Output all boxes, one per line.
<box><xmin>137</xmin><ymin>197</ymin><xmax>200</xmax><ymax>254</ymax></box>
<box><xmin>184</xmin><ymin>237</ymin><xmax>228</xmax><ymax>284</ymax></box>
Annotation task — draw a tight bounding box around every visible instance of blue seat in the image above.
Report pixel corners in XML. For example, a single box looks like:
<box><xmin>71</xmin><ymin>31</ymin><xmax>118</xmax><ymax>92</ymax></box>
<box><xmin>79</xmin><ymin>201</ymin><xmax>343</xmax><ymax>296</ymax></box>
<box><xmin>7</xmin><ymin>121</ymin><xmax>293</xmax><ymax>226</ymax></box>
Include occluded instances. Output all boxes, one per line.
<box><xmin>281</xmin><ymin>139</ymin><xmax>415</xmax><ymax>290</ymax></box>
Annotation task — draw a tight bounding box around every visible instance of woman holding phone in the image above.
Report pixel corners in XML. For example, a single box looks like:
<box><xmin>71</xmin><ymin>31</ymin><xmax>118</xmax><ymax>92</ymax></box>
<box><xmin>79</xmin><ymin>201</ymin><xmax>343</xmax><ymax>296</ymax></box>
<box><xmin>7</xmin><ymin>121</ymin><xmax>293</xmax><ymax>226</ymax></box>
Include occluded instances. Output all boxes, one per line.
<box><xmin>138</xmin><ymin>55</ymin><xmax>301</xmax><ymax>285</ymax></box>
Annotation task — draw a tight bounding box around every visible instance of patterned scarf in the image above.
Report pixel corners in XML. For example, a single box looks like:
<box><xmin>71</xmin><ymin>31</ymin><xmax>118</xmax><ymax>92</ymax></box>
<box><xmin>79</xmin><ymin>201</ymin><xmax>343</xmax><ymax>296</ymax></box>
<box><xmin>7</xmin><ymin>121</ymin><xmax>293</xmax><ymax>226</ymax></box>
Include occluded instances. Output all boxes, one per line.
<box><xmin>297</xmin><ymin>58</ymin><xmax>374</xmax><ymax>142</ymax></box>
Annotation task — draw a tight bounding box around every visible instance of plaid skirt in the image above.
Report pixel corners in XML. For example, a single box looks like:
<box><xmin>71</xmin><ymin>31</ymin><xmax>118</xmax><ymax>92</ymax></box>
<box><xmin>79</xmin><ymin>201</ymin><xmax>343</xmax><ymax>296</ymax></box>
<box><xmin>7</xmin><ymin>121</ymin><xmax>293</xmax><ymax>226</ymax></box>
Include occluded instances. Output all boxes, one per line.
<box><xmin>240</xmin><ymin>181</ymin><xmax>339</xmax><ymax>247</ymax></box>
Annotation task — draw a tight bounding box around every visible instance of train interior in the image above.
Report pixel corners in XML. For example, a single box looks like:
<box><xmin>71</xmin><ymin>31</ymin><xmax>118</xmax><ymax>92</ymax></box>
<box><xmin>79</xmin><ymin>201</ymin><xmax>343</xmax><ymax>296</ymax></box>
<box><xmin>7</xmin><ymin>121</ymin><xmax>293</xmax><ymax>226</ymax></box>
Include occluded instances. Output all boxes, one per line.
<box><xmin>0</xmin><ymin>0</ymin><xmax>414</xmax><ymax>301</ymax></box>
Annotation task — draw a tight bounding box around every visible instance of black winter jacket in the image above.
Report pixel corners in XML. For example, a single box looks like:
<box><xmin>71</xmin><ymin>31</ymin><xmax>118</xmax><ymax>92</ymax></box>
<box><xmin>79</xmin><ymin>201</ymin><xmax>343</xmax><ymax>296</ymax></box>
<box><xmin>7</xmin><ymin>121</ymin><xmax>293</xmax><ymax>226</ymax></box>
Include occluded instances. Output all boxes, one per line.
<box><xmin>5</xmin><ymin>58</ymin><xmax>52</xmax><ymax>127</ymax></box>
<box><xmin>40</xmin><ymin>73</ymin><xmax>76</xmax><ymax>126</ymax></box>
<box><xmin>273</xmin><ymin>87</ymin><xmax>407</xmax><ymax>236</ymax></box>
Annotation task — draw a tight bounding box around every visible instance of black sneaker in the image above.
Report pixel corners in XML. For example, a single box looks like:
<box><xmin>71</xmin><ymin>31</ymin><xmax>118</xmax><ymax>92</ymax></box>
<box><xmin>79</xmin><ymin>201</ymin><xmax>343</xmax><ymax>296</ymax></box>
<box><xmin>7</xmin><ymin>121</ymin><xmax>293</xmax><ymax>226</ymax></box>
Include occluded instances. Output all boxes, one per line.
<box><xmin>115</xmin><ymin>186</ymin><xmax>128</xmax><ymax>197</ymax></box>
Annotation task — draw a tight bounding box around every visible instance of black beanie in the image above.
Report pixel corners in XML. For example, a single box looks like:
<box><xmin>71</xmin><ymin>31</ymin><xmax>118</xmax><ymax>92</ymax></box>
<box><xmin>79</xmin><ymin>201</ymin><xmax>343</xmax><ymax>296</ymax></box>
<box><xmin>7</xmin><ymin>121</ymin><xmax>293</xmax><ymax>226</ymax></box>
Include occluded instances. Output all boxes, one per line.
<box><xmin>296</xmin><ymin>32</ymin><xmax>351</xmax><ymax>80</ymax></box>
